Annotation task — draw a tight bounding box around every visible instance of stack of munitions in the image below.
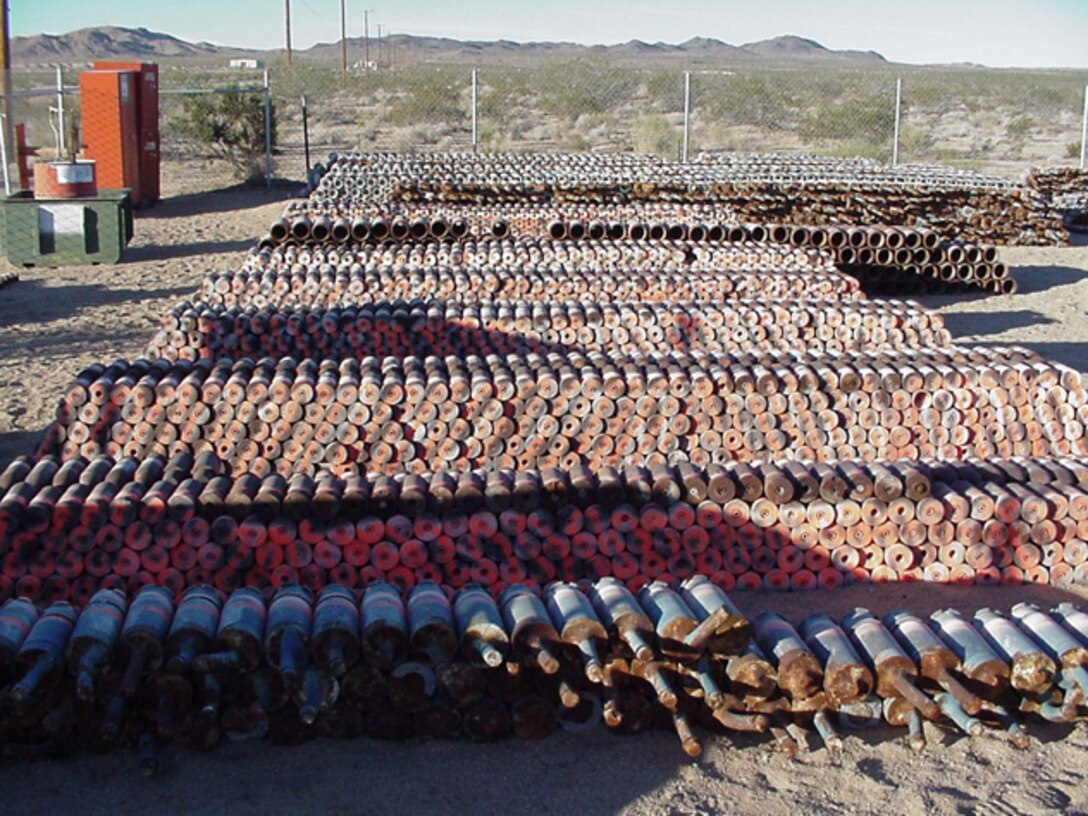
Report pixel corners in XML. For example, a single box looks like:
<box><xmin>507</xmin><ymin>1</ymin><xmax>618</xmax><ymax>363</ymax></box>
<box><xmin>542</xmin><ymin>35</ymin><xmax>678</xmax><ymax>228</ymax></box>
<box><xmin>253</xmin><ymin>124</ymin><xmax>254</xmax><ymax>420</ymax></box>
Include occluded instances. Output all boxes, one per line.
<box><xmin>2</xmin><ymin>581</ymin><xmax>1088</xmax><ymax>765</ymax></box>
<box><xmin>254</xmin><ymin>217</ymin><xmax>1009</xmax><ymax>298</ymax></box>
<box><xmin>0</xmin><ymin>148</ymin><xmax>1085</xmax><ymax>767</ymax></box>
<box><xmin>2</xmin><ymin>454</ymin><xmax>1088</xmax><ymax>605</ymax></box>
<box><xmin>36</xmin><ymin>345</ymin><xmax>1088</xmax><ymax>475</ymax></box>
<box><xmin>303</xmin><ymin>236</ymin><xmax>830</xmax><ymax>270</ymax></box>
<box><xmin>295</xmin><ymin>151</ymin><xmax>1063</xmax><ymax>246</ymax></box>
<box><xmin>255</xmin><ymin>219</ymin><xmax>1010</xmax><ymax>295</ymax></box>
<box><xmin>203</xmin><ymin>240</ymin><xmax>851</xmax><ymax>309</ymax></box>
<box><xmin>199</xmin><ymin>265</ymin><xmax>857</xmax><ymax>308</ymax></box>
<box><xmin>1025</xmin><ymin>167</ymin><xmax>1088</xmax><ymax>227</ymax></box>
<box><xmin>146</xmin><ymin>299</ymin><xmax>952</xmax><ymax>363</ymax></box>
<box><xmin>685</xmin><ymin>152</ymin><xmax>1064</xmax><ymax>246</ymax></box>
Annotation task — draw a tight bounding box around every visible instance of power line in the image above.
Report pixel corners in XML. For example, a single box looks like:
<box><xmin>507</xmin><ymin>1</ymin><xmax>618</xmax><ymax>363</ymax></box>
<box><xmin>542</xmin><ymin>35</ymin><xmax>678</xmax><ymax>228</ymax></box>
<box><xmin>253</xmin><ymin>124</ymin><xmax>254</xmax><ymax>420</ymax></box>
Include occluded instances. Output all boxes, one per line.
<box><xmin>296</xmin><ymin>0</ymin><xmax>337</xmax><ymax>22</ymax></box>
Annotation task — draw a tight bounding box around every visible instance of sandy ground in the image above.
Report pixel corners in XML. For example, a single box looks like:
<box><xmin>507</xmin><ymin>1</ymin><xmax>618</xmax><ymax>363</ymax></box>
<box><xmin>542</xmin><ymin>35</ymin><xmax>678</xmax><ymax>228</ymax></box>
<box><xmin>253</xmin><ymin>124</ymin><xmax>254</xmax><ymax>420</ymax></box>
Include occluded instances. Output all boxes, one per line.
<box><xmin>1</xmin><ymin>163</ymin><xmax>1088</xmax><ymax>814</ymax></box>
<box><xmin>0</xmin><ymin>163</ymin><xmax>290</xmax><ymax>464</ymax></box>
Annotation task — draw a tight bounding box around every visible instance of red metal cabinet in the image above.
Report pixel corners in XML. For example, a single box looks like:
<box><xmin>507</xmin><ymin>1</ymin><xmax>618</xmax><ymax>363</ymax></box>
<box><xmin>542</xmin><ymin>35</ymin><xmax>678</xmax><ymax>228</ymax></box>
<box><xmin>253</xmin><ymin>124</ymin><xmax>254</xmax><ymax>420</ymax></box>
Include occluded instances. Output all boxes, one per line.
<box><xmin>79</xmin><ymin>70</ymin><xmax>142</xmax><ymax>204</ymax></box>
<box><xmin>93</xmin><ymin>62</ymin><xmax>160</xmax><ymax>205</ymax></box>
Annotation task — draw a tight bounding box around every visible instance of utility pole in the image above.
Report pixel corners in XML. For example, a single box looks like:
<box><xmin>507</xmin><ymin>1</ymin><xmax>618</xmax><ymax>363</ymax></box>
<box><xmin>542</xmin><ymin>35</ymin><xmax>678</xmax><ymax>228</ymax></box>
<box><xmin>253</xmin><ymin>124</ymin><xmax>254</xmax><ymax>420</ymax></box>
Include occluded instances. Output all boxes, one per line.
<box><xmin>339</xmin><ymin>0</ymin><xmax>347</xmax><ymax>76</ymax></box>
<box><xmin>376</xmin><ymin>24</ymin><xmax>382</xmax><ymax>69</ymax></box>
<box><xmin>364</xmin><ymin>10</ymin><xmax>374</xmax><ymax>71</ymax></box>
<box><xmin>284</xmin><ymin>0</ymin><xmax>292</xmax><ymax>65</ymax></box>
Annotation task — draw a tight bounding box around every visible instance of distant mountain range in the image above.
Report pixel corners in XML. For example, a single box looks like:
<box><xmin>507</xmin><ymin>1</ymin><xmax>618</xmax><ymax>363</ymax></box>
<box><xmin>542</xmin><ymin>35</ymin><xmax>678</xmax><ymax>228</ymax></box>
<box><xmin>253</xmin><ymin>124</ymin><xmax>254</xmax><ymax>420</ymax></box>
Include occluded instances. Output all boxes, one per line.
<box><xmin>11</xmin><ymin>25</ymin><xmax>888</xmax><ymax>65</ymax></box>
<box><xmin>12</xmin><ymin>26</ymin><xmax>234</xmax><ymax>61</ymax></box>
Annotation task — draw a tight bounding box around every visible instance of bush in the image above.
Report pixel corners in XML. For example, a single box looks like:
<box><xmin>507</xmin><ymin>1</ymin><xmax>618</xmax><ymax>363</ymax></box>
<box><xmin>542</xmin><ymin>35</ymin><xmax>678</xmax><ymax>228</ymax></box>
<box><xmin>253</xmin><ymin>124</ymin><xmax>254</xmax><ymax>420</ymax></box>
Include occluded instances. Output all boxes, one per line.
<box><xmin>538</xmin><ymin>60</ymin><xmax>638</xmax><ymax>120</ymax></box>
<box><xmin>699</xmin><ymin>75</ymin><xmax>800</xmax><ymax>130</ymax></box>
<box><xmin>1006</xmin><ymin>114</ymin><xmax>1035</xmax><ymax>142</ymax></box>
<box><xmin>635</xmin><ymin>116</ymin><xmax>678</xmax><ymax>159</ymax></box>
<box><xmin>800</xmin><ymin>95</ymin><xmax>894</xmax><ymax>145</ymax></box>
<box><xmin>174</xmin><ymin>89</ymin><xmax>275</xmax><ymax>183</ymax></box>
<box><xmin>384</xmin><ymin>71</ymin><xmax>468</xmax><ymax>127</ymax></box>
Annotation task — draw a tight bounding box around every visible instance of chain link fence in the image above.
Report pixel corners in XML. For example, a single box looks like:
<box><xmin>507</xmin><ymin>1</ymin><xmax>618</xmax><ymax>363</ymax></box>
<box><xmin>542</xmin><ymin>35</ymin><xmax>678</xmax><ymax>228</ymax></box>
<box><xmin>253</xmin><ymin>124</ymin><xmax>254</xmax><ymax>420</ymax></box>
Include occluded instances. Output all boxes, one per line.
<box><xmin>3</xmin><ymin>57</ymin><xmax>1087</xmax><ymax>198</ymax></box>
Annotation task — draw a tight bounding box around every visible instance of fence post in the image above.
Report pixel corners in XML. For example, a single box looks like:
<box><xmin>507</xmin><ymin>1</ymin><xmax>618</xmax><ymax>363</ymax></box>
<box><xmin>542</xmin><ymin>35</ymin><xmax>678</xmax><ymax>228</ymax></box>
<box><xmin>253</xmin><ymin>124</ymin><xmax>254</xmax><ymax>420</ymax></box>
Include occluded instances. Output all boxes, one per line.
<box><xmin>682</xmin><ymin>71</ymin><xmax>691</xmax><ymax>164</ymax></box>
<box><xmin>892</xmin><ymin>76</ymin><xmax>902</xmax><ymax>166</ymax></box>
<box><xmin>263</xmin><ymin>69</ymin><xmax>272</xmax><ymax>188</ymax></box>
<box><xmin>55</xmin><ymin>65</ymin><xmax>66</xmax><ymax>156</ymax></box>
<box><xmin>339</xmin><ymin>0</ymin><xmax>348</xmax><ymax>78</ymax></box>
<box><xmin>0</xmin><ymin>113</ymin><xmax>10</xmax><ymax>196</ymax></box>
<box><xmin>471</xmin><ymin>68</ymin><xmax>478</xmax><ymax>154</ymax></box>
<box><xmin>301</xmin><ymin>95</ymin><xmax>310</xmax><ymax>176</ymax></box>
<box><xmin>1080</xmin><ymin>85</ymin><xmax>1087</xmax><ymax>171</ymax></box>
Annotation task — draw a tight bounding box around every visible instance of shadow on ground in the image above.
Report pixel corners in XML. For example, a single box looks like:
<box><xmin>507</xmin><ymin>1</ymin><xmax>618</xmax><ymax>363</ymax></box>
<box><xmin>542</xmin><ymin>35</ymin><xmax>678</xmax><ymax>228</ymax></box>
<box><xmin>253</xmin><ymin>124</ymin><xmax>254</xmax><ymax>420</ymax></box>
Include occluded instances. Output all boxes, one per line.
<box><xmin>939</xmin><ymin>309</ymin><xmax>1055</xmax><ymax>337</ymax></box>
<box><xmin>0</xmin><ymin>279</ymin><xmax>195</xmax><ymax>329</ymax></box>
<box><xmin>0</xmin><ymin>728</ymin><xmax>685</xmax><ymax>816</ymax></box>
<box><xmin>0</xmin><ymin>429</ymin><xmax>43</xmax><ymax>466</ymax></box>
<box><xmin>1004</xmin><ymin>341</ymin><xmax>1088</xmax><ymax>372</ymax></box>
<box><xmin>1010</xmin><ymin>265</ymin><xmax>1088</xmax><ymax>295</ymax></box>
<box><xmin>123</xmin><ymin>238</ymin><xmax>255</xmax><ymax>263</ymax></box>
<box><xmin>137</xmin><ymin>180</ymin><xmax>298</xmax><ymax>220</ymax></box>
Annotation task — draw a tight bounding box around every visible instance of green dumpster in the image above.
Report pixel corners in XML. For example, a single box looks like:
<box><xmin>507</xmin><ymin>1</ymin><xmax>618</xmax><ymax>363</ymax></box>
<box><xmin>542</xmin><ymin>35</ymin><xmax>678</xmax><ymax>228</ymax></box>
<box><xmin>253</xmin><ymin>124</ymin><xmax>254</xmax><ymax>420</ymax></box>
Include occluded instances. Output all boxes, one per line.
<box><xmin>1</xmin><ymin>189</ymin><xmax>133</xmax><ymax>267</ymax></box>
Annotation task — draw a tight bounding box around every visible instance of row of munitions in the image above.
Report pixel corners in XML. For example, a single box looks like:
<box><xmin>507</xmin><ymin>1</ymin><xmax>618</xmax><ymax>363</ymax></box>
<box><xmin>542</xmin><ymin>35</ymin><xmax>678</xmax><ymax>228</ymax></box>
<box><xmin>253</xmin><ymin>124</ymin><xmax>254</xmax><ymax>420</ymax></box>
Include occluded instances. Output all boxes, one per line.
<box><xmin>267</xmin><ymin>214</ymin><xmax>939</xmax><ymax>250</ymax></box>
<box><xmin>1</xmin><ymin>578</ymin><xmax>1086</xmax><ymax>763</ymax></box>
<box><xmin>38</xmin><ymin>346</ymin><xmax>1088</xmax><ymax>474</ymax></box>
<box><xmin>2</xmin><ymin>452</ymin><xmax>1088</xmax><ymax>603</ymax></box>
<box><xmin>1026</xmin><ymin>167</ymin><xmax>1088</xmax><ymax>195</ymax></box>
<box><xmin>305</xmin><ymin>152</ymin><xmax>1061</xmax><ymax>247</ymax></box>
<box><xmin>318</xmin><ymin>151</ymin><xmax>1017</xmax><ymax>195</ymax></box>
<box><xmin>198</xmin><ymin>267</ymin><xmax>858</xmax><ymax>310</ymax></box>
<box><xmin>1025</xmin><ymin>167</ymin><xmax>1088</xmax><ymax>216</ymax></box>
<box><xmin>840</xmin><ymin>264</ymin><xmax>1015</xmax><ymax>296</ymax></box>
<box><xmin>145</xmin><ymin>299</ymin><xmax>952</xmax><ymax>363</ymax></box>
<box><xmin>325</xmin><ymin>150</ymin><xmax>1003</xmax><ymax>194</ymax></box>
<box><xmin>241</xmin><ymin>238</ymin><xmax>838</xmax><ymax>272</ymax></box>
<box><xmin>257</xmin><ymin>212</ymin><xmax>1008</xmax><ymax>294</ymax></box>
<box><xmin>390</xmin><ymin>183</ymin><xmax>1061</xmax><ymax>247</ymax></box>
<box><xmin>691</xmin><ymin>153</ymin><xmax>1019</xmax><ymax>190</ymax></box>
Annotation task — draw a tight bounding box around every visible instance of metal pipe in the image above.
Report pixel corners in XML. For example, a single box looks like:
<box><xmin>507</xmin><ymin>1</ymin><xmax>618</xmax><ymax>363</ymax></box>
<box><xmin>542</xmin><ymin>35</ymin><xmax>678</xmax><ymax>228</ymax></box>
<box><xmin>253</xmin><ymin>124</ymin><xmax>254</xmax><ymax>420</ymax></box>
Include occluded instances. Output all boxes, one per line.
<box><xmin>55</xmin><ymin>65</ymin><xmax>66</xmax><ymax>156</ymax></box>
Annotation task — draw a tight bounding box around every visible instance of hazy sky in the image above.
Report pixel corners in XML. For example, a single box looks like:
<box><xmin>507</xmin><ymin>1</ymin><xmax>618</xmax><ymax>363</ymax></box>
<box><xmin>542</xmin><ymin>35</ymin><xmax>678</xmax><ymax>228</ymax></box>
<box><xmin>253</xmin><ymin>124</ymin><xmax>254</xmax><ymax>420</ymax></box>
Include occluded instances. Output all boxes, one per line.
<box><xmin>10</xmin><ymin>0</ymin><xmax>1088</xmax><ymax>68</ymax></box>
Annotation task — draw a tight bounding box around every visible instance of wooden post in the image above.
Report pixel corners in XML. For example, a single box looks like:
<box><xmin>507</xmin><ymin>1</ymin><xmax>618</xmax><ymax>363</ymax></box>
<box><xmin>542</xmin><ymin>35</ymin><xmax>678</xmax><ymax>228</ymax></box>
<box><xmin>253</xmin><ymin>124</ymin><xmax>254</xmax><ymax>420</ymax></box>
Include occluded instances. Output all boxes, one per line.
<box><xmin>284</xmin><ymin>0</ymin><xmax>293</xmax><ymax>65</ymax></box>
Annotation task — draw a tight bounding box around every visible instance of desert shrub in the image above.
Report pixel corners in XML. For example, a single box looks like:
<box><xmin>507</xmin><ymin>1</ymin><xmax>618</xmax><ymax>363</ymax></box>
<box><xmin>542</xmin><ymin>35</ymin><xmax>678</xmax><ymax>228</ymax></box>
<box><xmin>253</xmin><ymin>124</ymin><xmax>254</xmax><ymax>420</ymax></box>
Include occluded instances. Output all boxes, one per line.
<box><xmin>477</xmin><ymin>70</ymin><xmax>523</xmax><ymax>126</ymax></box>
<box><xmin>897</xmin><ymin>125</ymin><xmax>937</xmax><ymax>161</ymax></box>
<box><xmin>538</xmin><ymin>59</ymin><xmax>638</xmax><ymax>120</ymax></box>
<box><xmin>384</xmin><ymin>71</ymin><xmax>468</xmax><ymax>127</ymax></box>
<box><xmin>645</xmin><ymin>70</ymin><xmax>685</xmax><ymax>113</ymax></box>
<box><xmin>635</xmin><ymin>115</ymin><xmax>679</xmax><ymax>158</ymax></box>
<box><xmin>800</xmin><ymin>95</ymin><xmax>894</xmax><ymax>145</ymax></box>
<box><xmin>173</xmin><ymin>89</ymin><xmax>275</xmax><ymax>183</ymax></box>
<box><xmin>698</xmin><ymin>74</ymin><xmax>800</xmax><ymax>130</ymax></box>
<box><xmin>1006</xmin><ymin>114</ymin><xmax>1036</xmax><ymax>142</ymax></box>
